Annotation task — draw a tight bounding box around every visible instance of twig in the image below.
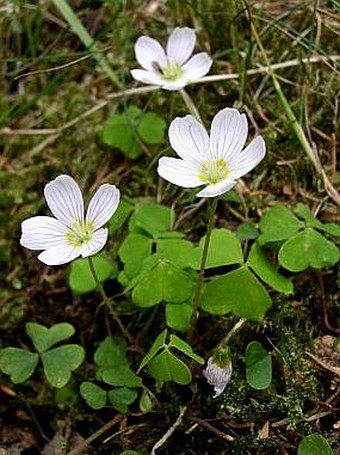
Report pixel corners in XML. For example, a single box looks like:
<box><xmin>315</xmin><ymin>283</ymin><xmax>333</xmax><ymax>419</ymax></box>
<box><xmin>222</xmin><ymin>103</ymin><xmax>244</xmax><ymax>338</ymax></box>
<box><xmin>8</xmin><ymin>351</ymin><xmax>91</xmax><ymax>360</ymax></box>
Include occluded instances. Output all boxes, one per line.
<box><xmin>188</xmin><ymin>417</ymin><xmax>234</xmax><ymax>442</ymax></box>
<box><xmin>151</xmin><ymin>406</ymin><xmax>187</xmax><ymax>455</ymax></box>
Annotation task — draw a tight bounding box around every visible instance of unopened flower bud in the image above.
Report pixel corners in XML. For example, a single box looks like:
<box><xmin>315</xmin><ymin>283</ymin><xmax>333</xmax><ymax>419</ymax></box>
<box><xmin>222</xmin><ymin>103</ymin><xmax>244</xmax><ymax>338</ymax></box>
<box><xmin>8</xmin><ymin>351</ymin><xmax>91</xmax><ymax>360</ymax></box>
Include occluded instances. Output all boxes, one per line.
<box><xmin>203</xmin><ymin>347</ymin><xmax>232</xmax><ymax>398</ymax></box>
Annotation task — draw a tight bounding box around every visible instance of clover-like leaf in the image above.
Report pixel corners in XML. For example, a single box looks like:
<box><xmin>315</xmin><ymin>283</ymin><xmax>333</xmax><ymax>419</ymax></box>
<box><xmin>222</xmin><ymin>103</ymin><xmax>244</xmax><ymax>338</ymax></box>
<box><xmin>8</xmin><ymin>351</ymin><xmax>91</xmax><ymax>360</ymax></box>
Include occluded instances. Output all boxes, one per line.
<box><xmin>247</xmin><ymin>242</ymin><xmax>293</xmax><ymax>294</ymax></box>
<box><xmin>297</xmin><ymin>434</ymin><xmax>333</xmax><ymax>455</ymax></box>
<box><xmin>138</xmin><ymin>330</ymin><xmax>167</xmax><ymax>373</ymax></box>
<box><xmin>118</xmin><ymin>233</ymin><xmax>153</xmax><ymax>279</ymax></box>
<box><xmin>200</xmin><ymin>266</ymin><xmax>271</xmax><ymax>321</ymax></box>
<box><xmin>94</xmin><ymin>336</ymin><xmax>127</xmax><ymax>370</ymax></box>
<box><xmin>26</xmin><ymin>322</ymin><xmax>75</xmax><ymax>353</ymax></box>
<box><xmin>169</xmin><ymin>335</ymin><xmax>204</xmax><ymax>364</ymax></box>
<box><xmin>80</xmin><ymin>381</ymin><xmax>107</xmax><ymax>409</ymax></box>
<box><xmin>147</xmin><ymin>350</ymin><xmax>192</xmax><ymax>385</ymax></box>
<box><xmin>108</xmin><ymin>387</ymin><xmax>138</xmax><ymax>413</ymax></box>
<box><xmin>41</xmin><ymin>345</ymin><xmax>85</xmax><ymax>388</ymax></box>
<box><xmin>278</xmin><ymin>228</ymin><xmax>339</xmax><ymax>272</ymax></box>
<box><xmin>157</xmin><ymin>238</ymin><xmax>195</xmax><ymax>268</ymax></box>
<box><xmin>165</xmin><ymin>302</ymin><xmax>192</xmax><ymax>333</ymax></box>
<box><xmin>0</xmin><ymin>348</ymin><xmax>39</xmax><ymax>384</ymax></box>
<box><xmin>245</xmin><ymin>341</ymin><xmax>272</xmax><ymax>390</ymax></box>
<box><xmin>129</xmin><ymin>202</ymin><xmax>173</xmax><ymax>237</ymax></box>
<box><xmin>101</xmin><ymin>365</ymin><xmax>142</xmax><ymax>388</ymax></box>
<box><xmin>259</xmin><ymin>205</ymin><xmax>304</xmax><ymax>245</ymax></box>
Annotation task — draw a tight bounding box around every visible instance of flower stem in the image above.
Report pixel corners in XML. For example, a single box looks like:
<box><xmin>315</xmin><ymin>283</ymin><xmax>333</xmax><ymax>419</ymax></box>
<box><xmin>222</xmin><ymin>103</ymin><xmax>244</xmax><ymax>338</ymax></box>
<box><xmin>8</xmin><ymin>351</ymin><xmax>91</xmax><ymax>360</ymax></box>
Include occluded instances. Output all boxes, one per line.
<box><xmin>189</xmin><ymin>197</ymin><xmax>218</xmax><ymax>338</ymax></box>
<box><xmin>220</xmin><ymin>318</ymin><xmax>247</xmax><ymax>348</ymax></box>
<box><xmin>87</xmin><ymin>257</ymin><xmax>134</xmax><ymax>344</ymax></box>
<box><xmin>179</xmin><ymin>88</ymin><xmax>203</xmax><ymax>123</ymax></box>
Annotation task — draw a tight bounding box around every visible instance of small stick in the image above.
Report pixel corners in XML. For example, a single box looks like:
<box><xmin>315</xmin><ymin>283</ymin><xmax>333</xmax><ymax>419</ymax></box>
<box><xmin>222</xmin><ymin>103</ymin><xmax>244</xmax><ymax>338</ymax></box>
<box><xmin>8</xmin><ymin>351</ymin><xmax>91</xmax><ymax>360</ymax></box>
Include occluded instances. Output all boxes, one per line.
<box><xmin>151</xmin><ymin>406</ymin><xmax>187</xmax><ymax>455</ymax></box>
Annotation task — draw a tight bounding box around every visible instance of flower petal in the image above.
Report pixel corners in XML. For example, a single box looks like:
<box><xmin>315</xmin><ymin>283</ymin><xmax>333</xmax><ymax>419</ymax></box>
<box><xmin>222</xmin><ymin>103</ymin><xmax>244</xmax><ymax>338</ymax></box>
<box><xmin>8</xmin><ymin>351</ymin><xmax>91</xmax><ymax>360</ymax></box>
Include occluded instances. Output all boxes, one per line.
<box><xmin>80</xmin><ymin>228</ymin><xmax>108</xmax><ymax>258</ymax></box>
<box><xmin>134</xmin><ymin>36</ymin><xmax>166</xmax><ymax>71</ymax></box>
<box><xmin>210</xmin><ymin>108</ymin><xmax>248</xmax><ymax>162</ymax></box>
<box><xmin>168</xmin><ymin>115</ymin><xmax>211</xmax><ymax>164</ymax></box>
<box><xmin>182</xmin><ymin>52</ymin><xmax>213</xmax><ymax>81</ymax></box>
<box><xmin>166</xmin><ymin>27</ymin><xmax>196</xmax><ymax>64</ymax></box>
<box><xmin>196</xmin><ymin>178</ymin><xmax>236</xmax><ymax>198</ymax></box>
<box><xmin>44</xmin><ymin>175</ymin><xmax>84</xmax><ymax>227</ymax></box>
<box><xmin>158</xmin><ymin>157</ymin><xmax>202</xmax><ymax>188</ymax></box>
<box><xmin>86</xmin><ymin>184</ymin><xmax>120</xmax><ymax>230</ymax></box>
<box><xmin>130</xmin><ymin>69</ymin><xmax>164</xmax><ymax>86</ymax></box>
<box><xmin>228</xmin><ymin>136</ymin><xmax>266</xmax><ymax>180</ymax></box>
<box><xmin>20</xmin><ymin>216</ymin><xmax>69</xmax><ymax>250</ymax></box>
<box><xmin>38</xmin><ymin>245</ymin><xmax>81</xmax><ymax>266</ymax></box>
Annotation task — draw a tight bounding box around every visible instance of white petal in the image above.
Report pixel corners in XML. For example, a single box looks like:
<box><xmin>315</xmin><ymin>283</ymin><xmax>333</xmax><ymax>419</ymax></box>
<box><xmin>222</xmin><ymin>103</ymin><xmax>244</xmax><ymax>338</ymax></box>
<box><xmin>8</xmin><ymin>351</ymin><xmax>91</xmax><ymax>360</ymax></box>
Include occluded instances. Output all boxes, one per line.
<box><xmin>86</xmin><ymin>184</ymin><xmax>120</xmax><ymax>230</ymax></box>
<box><xmin>228</xmin><ymin>136</ymin><xmax>266</xmax><ymax>180</ymax></box>
<box><xmin>166</xmin><ymin>27</ymin><xmax>196</xmax><ymax>64</ymax></box>
<box><xmin>168</xmin><ymin>115</ymin><xmax>211</xmax><ymax>164</ymax></box>
<box><xmin>44</xmin><ymin>175</ymin><xmax>84</xmax><ymax>227</ymax></box>
<box><xmin>80</xmin><ymin>228</ymin><xmax>108</xmax><ymax>258</ymax></box>
<box><xmin>38</xmin><ymin>245</ymin><xmax>81</xmax><ymax>266</ymax></box>
<box><xmin>158</xmin><ymin>157</ymin><xmax>202</xmax><ymax>188</ymax></box>
<box><xmin>210</xmin><ymin>108</ymin><xmax>248</xmax><ymax>162</ymax></box>
<box><xmin>182</xmin><ymin>52</ymin><xmax>213</xmax><ymax>80</ymax></box>
<box><xmin>130</xmin><ymin>69</ymin><xmax>164</xmax><ymax>86</ymax></box>
<box><xmin>134</xmin><ymin>36</ymin><xmax>166</xmax><ymax>71</ymax></box>
<box><xmin>196</xmin><ymin>178</ymin><xmax>236</xmax><ymax>198</ymax></box>
<box><xmin>20</xmin><ymin>216</ymin><xmax>69</xmax><ymax>250</ymax></box>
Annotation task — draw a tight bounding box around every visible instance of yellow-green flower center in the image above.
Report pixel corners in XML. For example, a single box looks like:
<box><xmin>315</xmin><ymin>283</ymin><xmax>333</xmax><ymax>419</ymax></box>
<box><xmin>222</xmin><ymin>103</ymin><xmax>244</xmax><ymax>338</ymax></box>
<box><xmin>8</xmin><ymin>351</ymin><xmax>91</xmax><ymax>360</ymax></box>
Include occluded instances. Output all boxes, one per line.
<box><xmin>198</xmin><ymin>158</ymin><xmax>229</xmax><ymax>184</ymax></box>
<box><xmin>65</xmin><ymin>219</ymin><xmax>95</xmax><ymax>247</ymax></box>
<box><xmin>160</xmin><ymin>61</ymin><xmax>184</xmax><ymax>81</ymax></box>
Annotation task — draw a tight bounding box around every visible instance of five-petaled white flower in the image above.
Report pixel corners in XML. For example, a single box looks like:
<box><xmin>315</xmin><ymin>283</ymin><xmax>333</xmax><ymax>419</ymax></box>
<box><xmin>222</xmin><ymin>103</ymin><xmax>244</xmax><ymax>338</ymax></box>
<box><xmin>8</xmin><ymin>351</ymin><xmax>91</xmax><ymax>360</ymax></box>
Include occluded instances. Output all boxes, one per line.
<box><xmin>20</xmin><ymin>175</ymin><xmax>120</xmax><ymax>266</ymax></box>
<box><xmin>131</xmin><ymin>27</ymin><xmax>212</xmax><ymax>90</ymax></box>
<box><xmin>158</xmin><ymin>107</ymin><xmax>266</xmax><ymax>197</ymax></box>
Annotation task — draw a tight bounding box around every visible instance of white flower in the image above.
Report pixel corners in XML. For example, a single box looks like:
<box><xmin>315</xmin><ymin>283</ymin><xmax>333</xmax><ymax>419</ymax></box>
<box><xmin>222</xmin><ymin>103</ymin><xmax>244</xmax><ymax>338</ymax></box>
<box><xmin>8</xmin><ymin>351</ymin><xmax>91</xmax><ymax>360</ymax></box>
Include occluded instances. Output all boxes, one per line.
<box><xmin>203</xmin><ymin>355</ymin><xmax>232</xmax><ymax>398</ymax></box>
<box><xmin>158</xmin><ymin>107</ymin><xmax>266</xmax><ymax>197</ymax></box>
<box><xmin>131</xmin><ymin>27</ymin><xmax>212</xmax><ymax>90</ymax></box>
<box><xmin>20</xmin><ymin>175</ymin><xmax>120</xmax><ymax>266</ymax></box>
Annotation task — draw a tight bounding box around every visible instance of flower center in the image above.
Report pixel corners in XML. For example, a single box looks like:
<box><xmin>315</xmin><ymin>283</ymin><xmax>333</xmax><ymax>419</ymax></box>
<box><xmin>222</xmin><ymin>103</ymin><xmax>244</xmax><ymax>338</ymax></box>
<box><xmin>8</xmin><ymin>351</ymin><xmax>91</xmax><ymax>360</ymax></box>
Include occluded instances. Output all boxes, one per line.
<box><xmin>198</xmin><ymin>158</ymin><xmax>229</xmax><ymax>184</ymax></box>
<box><xmin>65</xmin><ymin>219</ymin><xmax>95</xmax><ymax>248</ymax></box>
<box><xmin>160</xmin><ymin>61</ymin><xmax>184</xmax><ymax>81</ymax></box>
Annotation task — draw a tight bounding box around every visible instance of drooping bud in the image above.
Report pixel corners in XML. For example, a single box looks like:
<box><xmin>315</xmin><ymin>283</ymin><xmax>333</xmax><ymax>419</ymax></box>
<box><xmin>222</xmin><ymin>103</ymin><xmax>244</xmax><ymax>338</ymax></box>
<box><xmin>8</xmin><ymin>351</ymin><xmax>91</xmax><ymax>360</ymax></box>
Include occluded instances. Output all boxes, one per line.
<box><xmin>203</xmin><ymin>347</ymin><xmax>232</xmax><ymax>398</ymax></box>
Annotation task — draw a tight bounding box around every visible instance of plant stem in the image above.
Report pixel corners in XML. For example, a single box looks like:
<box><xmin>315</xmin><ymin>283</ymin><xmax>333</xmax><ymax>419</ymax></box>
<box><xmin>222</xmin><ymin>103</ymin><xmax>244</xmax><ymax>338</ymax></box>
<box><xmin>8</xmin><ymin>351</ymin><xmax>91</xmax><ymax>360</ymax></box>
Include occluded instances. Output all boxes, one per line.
<box><xmin>179</xmin><ymin>88</ymin><xmax>203</xmax><ymax>123</ymax></box>
<box><xmin>87</xmin><ymin>257</ymin><xmax>134</xmax><ymax>344</ymax></box>
<box><xmin>189</xmin><ymin>197</ymin><xmax>218</xmax><ymax>338</ymax></box>
<box><xmin>220</xmin><ymin>318</ymin><xmax>247</xmax><ymax>347</ymax></box>
<box><xmin>52</xmin><ymin>0</ymin><xmax>122</xmax><ymax>89</ymax></box>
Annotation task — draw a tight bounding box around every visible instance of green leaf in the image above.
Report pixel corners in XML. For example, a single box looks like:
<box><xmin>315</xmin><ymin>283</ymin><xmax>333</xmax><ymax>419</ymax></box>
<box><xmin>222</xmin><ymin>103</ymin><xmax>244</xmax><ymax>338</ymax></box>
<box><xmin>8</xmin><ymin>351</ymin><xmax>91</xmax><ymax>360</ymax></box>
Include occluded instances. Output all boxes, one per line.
<box><xmin>26</xmin><ymin>322</ymin><xmax>75</xmax><ymax>353</ymax></box>
<box><xmin>278</xmin><ymin>228</ymin><xmax>339</xmax><ymax>272</ymax></box>
<box><xmin>102</xmin><ymin>106</ymin><xmax>142</xmax><ymax>159</ymax></box>
<box><xmin>138</xmin><ymin>330</ymin><xmax>167</xmax><ymax>372</ymax></box>
<box><xmin>129</xmin><ymin>202</ymin><xmax>173</xmax><ymax>237</ymax></box>
<box><xmin>247</xmin><ymin>243</ymin><xmax>293</xmax><ymax>294</ymax></box>
<box><xmin>138</xmin><ymin>111</ymin><xmax>166</xmax><ymax>144</ymax></box>
<box><xmin>101</xmin><ymin>365</ymin><xmax>142</xmax><ymax>388</ymax></box>
<box><xmin>245</xmin><ymin>341</ymin><xmax>272</xmax><ymax>390</ymax></box>
<box><xmin>148</xmin><ymin>350</ymin><xmax>192</xmax><ymax>385</ymax></box>
<box><xmin>189</xmin><ymin>229</ymin><xmax>243</xmax><ymax>269</ymax></box>
<box><xmin>80</xmin><ymin>382</ymin><xmax>107</xmax><ymax>409</ymax></box>
<box><xmin>297</xmin><ymin>434</ymin><xmax>333</xmax><ymax>455</ymax></box>
<box><xmin>94</xmin><ymin>337</ymin><xmax>127</xmax><ymax>369</ymax></box>
<box><xmin>118</xmin><ymin>233</ymin><xmax>153</xmax><ymax>279</ymax></box>
<box><xmin>236</xmin><ymin>221</ymin><xmax>259</xmax><ymax>242</ymax></box>
<box><xmin>319</xmin><ymin>222</ymin><xmax>340</xmax><ymax>236</ymax></box>
<box><xmin>157</xmin><ymin>238</ymin><xmax>195</xmax><ymax>268</ymax></box>
<box><xmin>109</xmin><ymin>199</ymin><xmax>134</xmax><ymax>232</ymax></box>
<box><xmin>69</xmin><ymin>254</ymin><xmax>117</xmax><ymax>295</ymax></box>
<box><xmin>200</xmin><ymin>266</ymin><xmax>271</xmax><ymax>321</ymax></box>
<box><xmin>139</xmin><ymin>389</ymin><xmax>154</xmax><ymax>412</ymax></box>
<box><xmin>165</xmin><ymin>302</ymin><xmax>192</xmax><ymax>333</ymax></box>
<box><xmin>41</xmin><ymin>345</ymin><xmax>85</xmax><ymax>388</ymax></box>
<box><xmin>132</xmin><ymin>255</ymin><xmax>195</xmax><ymax>307</ymax></box>
<box><xmin>108</xmin><ymin>387</ymin><xmax>138</xmax><ymax>413</ymax></box>
<box><xmin>295</xmin><ymin>203</ymin><xmax>340</xmax><ymax>236</ymax></box>
<box><xmin>169</xmin><ymin>335</ymin><xmax>204</xmax><ymax>364</ymax></box>
<box><xmin>0</xmin><ymin>348</ymin><xmax>39</xmax><ymax>383</ymax></box>
<box><xmin>259</xmin><ymin>205</ymin><xmax>304</xmax><ymax>245</ymax></box>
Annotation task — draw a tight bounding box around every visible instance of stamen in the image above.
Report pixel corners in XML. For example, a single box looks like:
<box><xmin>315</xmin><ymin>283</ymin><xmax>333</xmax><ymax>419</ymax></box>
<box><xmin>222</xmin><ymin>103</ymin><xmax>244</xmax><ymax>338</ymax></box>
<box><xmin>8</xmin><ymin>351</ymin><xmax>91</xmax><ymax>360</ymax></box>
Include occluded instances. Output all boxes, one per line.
<box><xmin>160</xmin><ymin>61</ymin><xmax>184</xmax><ymax>81</ymax></box>
<box><xmin>65</xmin><ymin>219</ymin><xmax>95</xmax><ymax>247</ymax></box>
<box><xmin>198</xmin><ymin>158</ymin><xmax>229</xmax><ymax>184</ymax></box>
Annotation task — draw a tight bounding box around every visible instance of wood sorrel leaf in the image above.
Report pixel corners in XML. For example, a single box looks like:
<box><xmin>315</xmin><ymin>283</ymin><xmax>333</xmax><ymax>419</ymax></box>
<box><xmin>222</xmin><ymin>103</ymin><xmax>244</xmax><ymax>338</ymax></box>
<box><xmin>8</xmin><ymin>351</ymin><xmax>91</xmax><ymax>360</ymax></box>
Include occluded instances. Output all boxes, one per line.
<box><xmin>169</xmin><ymin>335</ymin><xmax>204</xmax><ymax>364</ymax></box>
<box><xmin>118</xmin><ymin>233</ymin><xmax>153</xmax><ymax>279</ymax></box>
<box><xmin>157</xmin><ymin>238</ymin><xmax>195</xmax><ymax>268</ymax></box>
<box><xmin>259</xmin><ymin>205</ymin><xmax>304</xmax><ymax>245</ymax></box>
<box><xmin>296</xmin><ymin>203</ymin><xmax>340</xmax><ymax>236</ymax></box>
<box><xmin>189</xmin><ymin>228</ymin><xmax>243</xmax><ymax>269</ymax></box>
<box><xmin>69</xmin><ymin>254</ymin><xmax>117</xmax><ymax>295</ymax></box>
<box><xmin>200</xmin><ymin>266</ymin><xmax>271</xmax><ymax>321</ymax></box>
<box><xmin>108</xmin><ymin>387</ymin><xmax>138</xmax><ymax>413</ymax></box>
<box><xmin>147</xmin><ymin>350</ymin><xmax>192</xmax><ymax>385</ymax></box>
<box><xmin>247</xmin><ymin>242</ymin><xmax>293</xmax><ymax>294</ymax></box>
<box><xmin>41</xmin><ymin>344</ymin><xmax>85</xmax><ymax>388</ymax></box>
<box><xmin>109</xmin><ymin>199</ymin><xmax>134</xmax><ymax>232</ymax></box>
<box><xmin>94</xmin><ymin>337</ymin><xmax>128</xmax><ymax>369</ymax></box>
<box><xmin>297</xmin><ymin>434</ymin><xmax>333</xmax><ymax>455</ymax></box>
<box><xmin>80</xmin><ymin>381</ymin><xmax>107</xmax><ymax>410</ymax></box>
<box><xmin>0</xmin><ymin>348</ymin><xmax>39</xmax><ymax>383</ymax></box>
<box><xmin>245</xmin><ymin>341</ymin><xmax>272</xmax><ymax>390</ymax></box>
<box><xmin>278</xmin><ymin>228</ymin><xmax>339</xmax><ymax>272</ymax></box>
<box><xmin>129</xmin><ymin>202</ymin><xmax>173</xmax><ymax>237</ymax></box>
<box><xmin>26</xmin><ymin>322</ymin><xmax>75</xmax><ymax>353</ymax></box>
<box><xmin>165</xmin><ymin>302</ymin><xmax>193</xmax><ymax>332</ymax></box>
<box><xmin>101</xmin><ymin>365</ymin><xmax>142</xmax><ymax>388</ymax></box>
<box><xmin>138</xmin><ymin>330</ymin><xmax>167</xmax><ymax>373</ymax></box>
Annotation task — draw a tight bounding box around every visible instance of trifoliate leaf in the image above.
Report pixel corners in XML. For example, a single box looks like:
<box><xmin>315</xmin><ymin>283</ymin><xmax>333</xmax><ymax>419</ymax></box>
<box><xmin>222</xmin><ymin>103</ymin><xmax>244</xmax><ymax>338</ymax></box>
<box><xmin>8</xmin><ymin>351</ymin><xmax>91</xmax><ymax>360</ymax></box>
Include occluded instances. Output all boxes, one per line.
<box><xmin>169</xmin><ymin>335</ymin><xmax>204</xmax><ymax>364</ymax></box>
<box><xmin>41</xmin><ymin>345</ymin><xmax>85</xmax><ymax>388</ymax></box>
<box><xmin>157</xmin><ymin>238</ymin><xmax>195</xmax><ymax>268</ymax></box>
<box><xmin>259</xmin><ymin>205</ymin><xmax>304</xmax><ymax>245</ymax></box>
<box><xmin>148</xmin><ymin>350</ymin><xmax>192</xmax><ymax>385</ymax></box>
<box><xmin>26</xmin><ymin>322</ymin><xmax>75</xmax><ymax>353</ymax></box>
<box><xmin>138</xmin><ymin>330</ymin><xmax>167</xmax><ymax>372</ymax></box>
